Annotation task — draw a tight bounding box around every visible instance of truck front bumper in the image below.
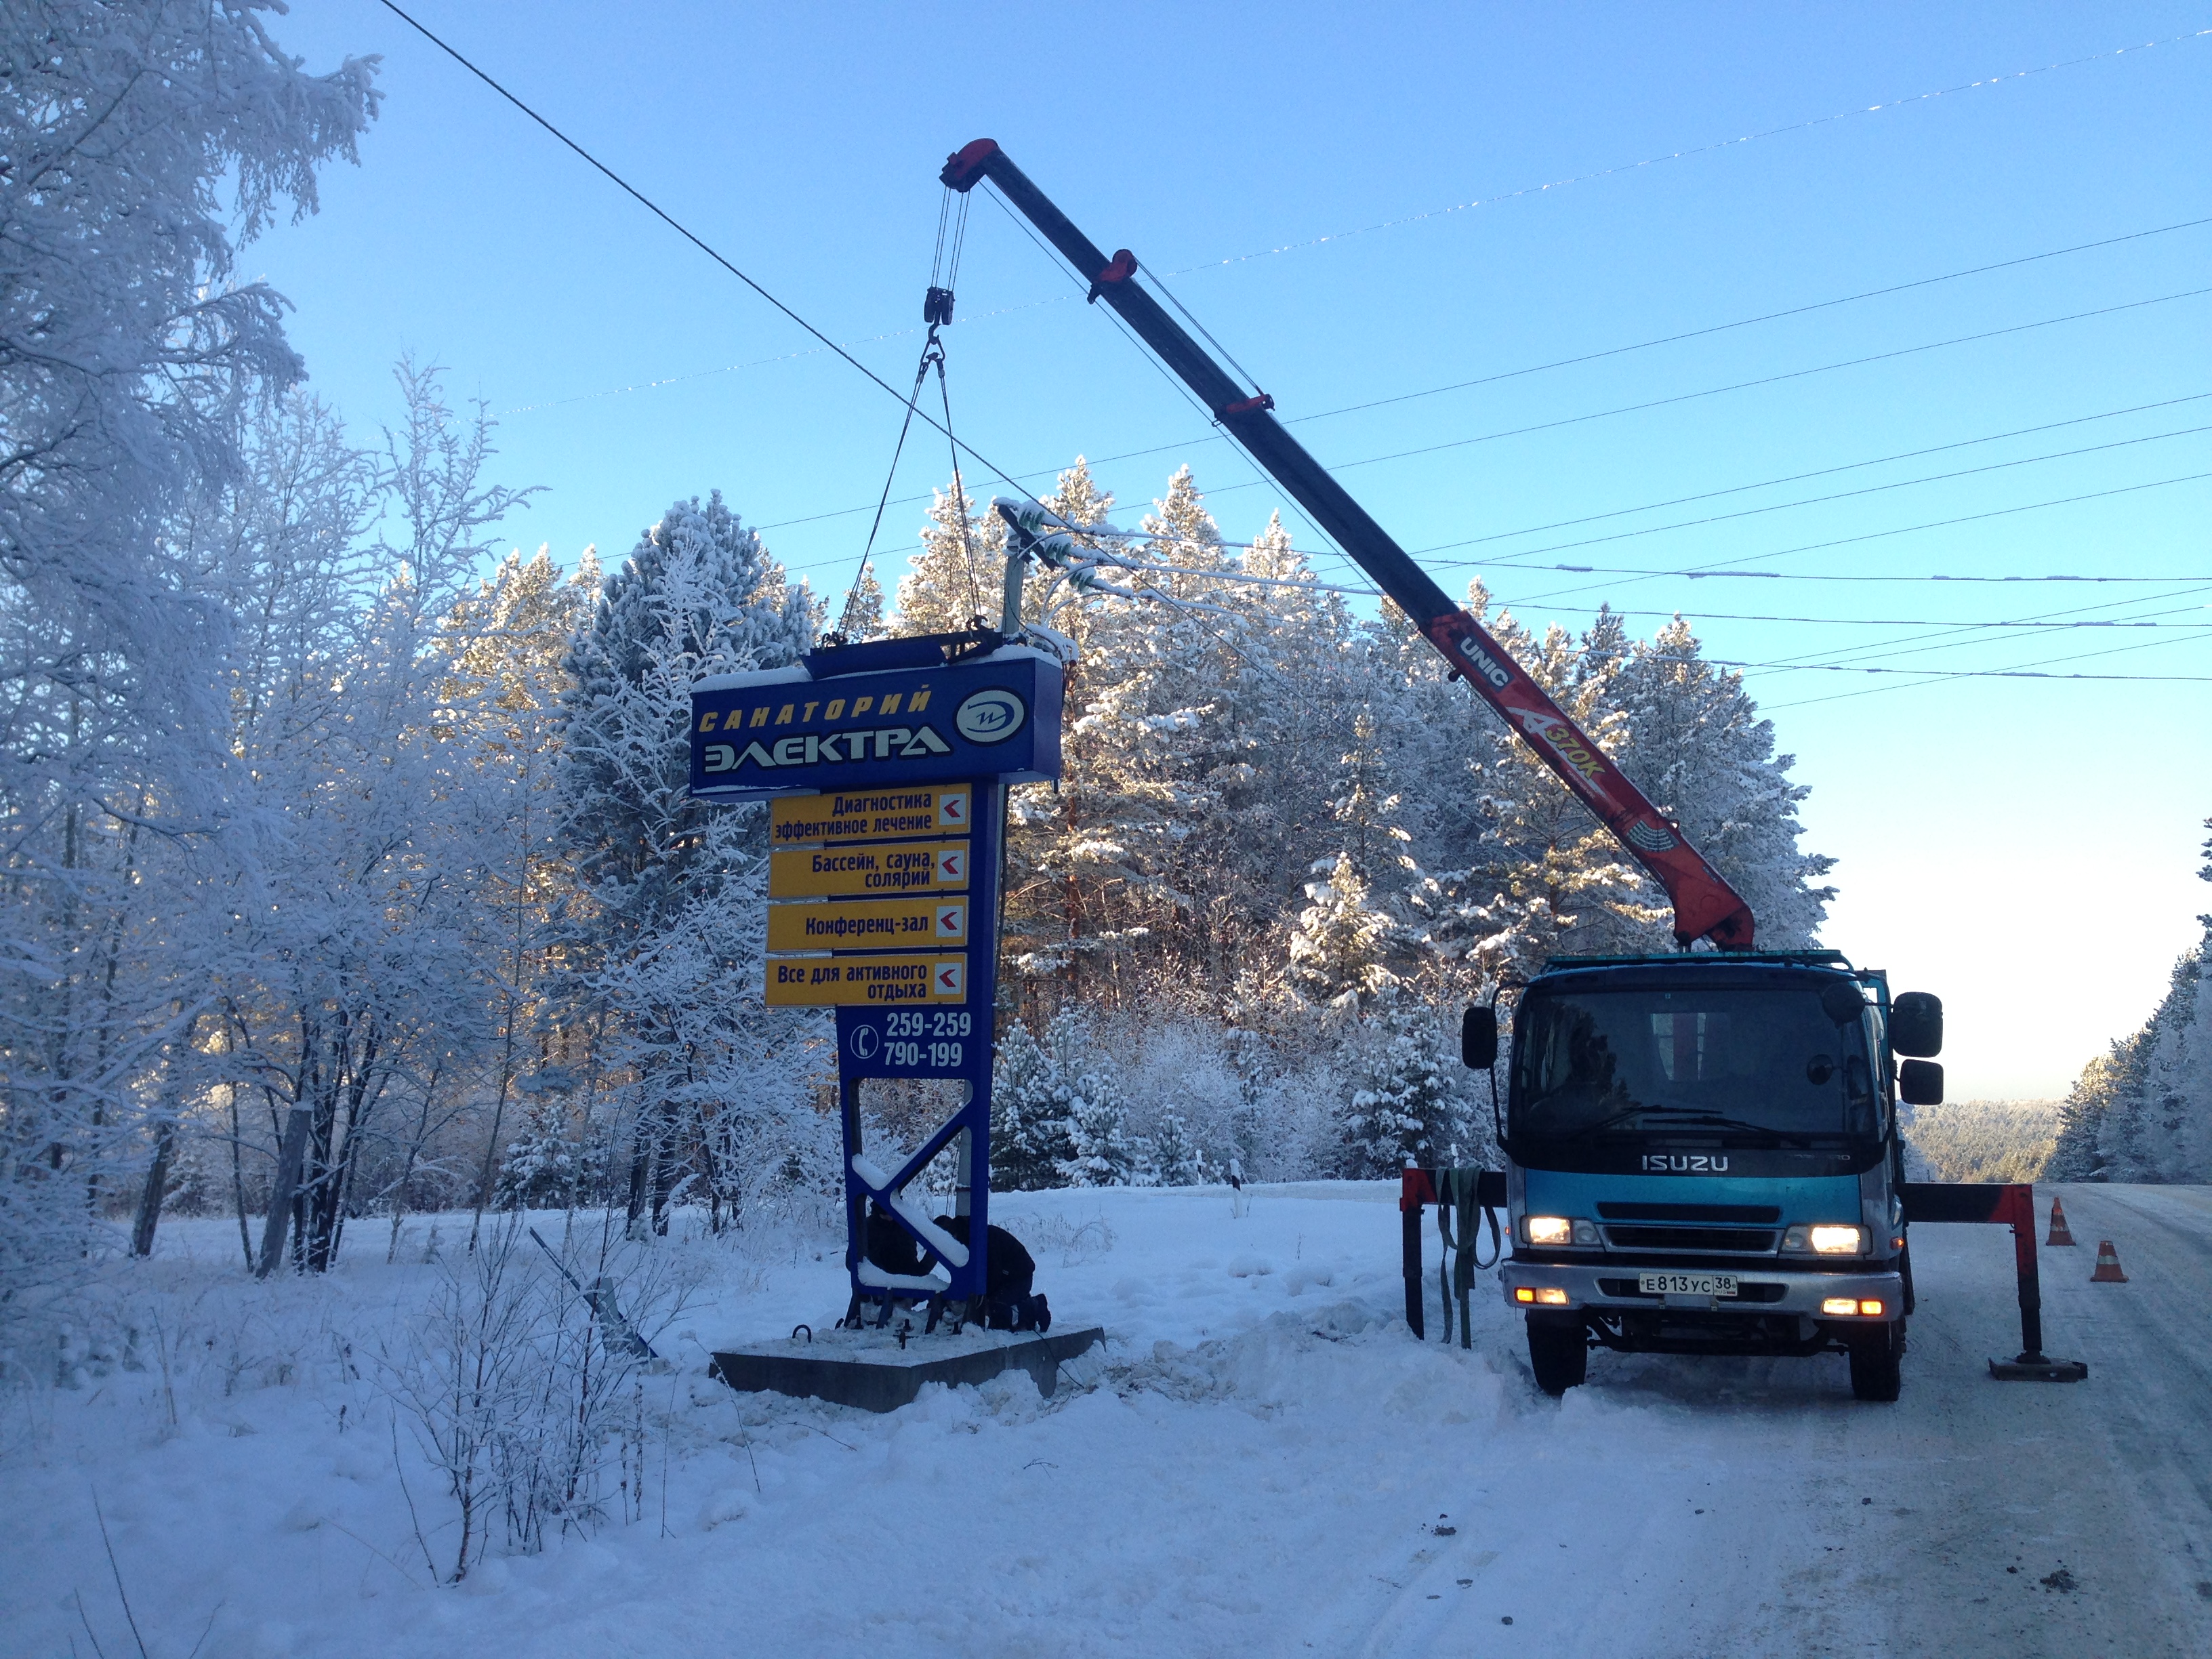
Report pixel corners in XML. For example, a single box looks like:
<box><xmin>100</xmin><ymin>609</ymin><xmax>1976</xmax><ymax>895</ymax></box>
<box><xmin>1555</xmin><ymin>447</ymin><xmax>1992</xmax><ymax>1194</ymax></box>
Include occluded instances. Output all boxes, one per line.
<box><xmin>1501</xmin><ymin>1260</ymin><xmax>1904</xmax><ymax>1322</ymax></box>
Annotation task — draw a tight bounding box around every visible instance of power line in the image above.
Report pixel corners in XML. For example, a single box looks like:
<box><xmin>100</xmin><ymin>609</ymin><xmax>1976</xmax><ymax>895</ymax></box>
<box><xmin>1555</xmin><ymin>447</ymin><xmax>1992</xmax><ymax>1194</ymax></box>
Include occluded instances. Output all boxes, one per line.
<box><xmin>1436</xmin><ymin>422</ymin><xmax>2212</xmax><ymax>571</ymax></box>
<box><xmin>1722</xmin><ymin>660</ymin><xmax>2209</xmax><ymax>684</ymax></box>
<box><xmin>1410</xmin><ymin>392</ymin><xmax>2211</xmax><ymax>554</ymax></box>
<box><xmin>1490</xmin><ymin>604</ymin><xmax>2212</xmax><ymax>630</ymax></box>
<box><xmin>1723</xmin><ymin>628</ymin><xmax>2211</xmax><ymax>687</ymax></box>
<box><xmin>1166</xmin><ymin>30</ymin><xmax>2212</xmax><ymax>278</ymax></box>
<box><xmin>1504</xmin><ymin>471</ymin><xmax>2212</xmax><ymax>607</ymax></box>
<box><xmin>1767</xmin><ymin>632</ymin><xmax>2212</xmax><ymax>710</ymax></box>
<box><xmin>1493</xmin><ymin>566</ymin><xmax>2212</xmax><ymax>586</ymax></box>
<box><xmin>508</xmin><ymin>211</ymin><xmax>2212</xmax><ymax>458</ymax></box>
<box><xmin>1679</xmin><ymin>583</ymin><xmax>2212</xmax><ymax>675</ymax></box>
<box><xmin>374</xmin><ymin>0</ymin><xmax>1050</xmax><ymax>526</ymax></box>
<box><xmin>756</xmin><ymin>279</ymin><xmax>2211</xmax><ymax>551</ymax></box>
<box><xmin>1197</xmin><ymin>287</ymin><xmax>2212</xmax><ymax>500</ymax></box>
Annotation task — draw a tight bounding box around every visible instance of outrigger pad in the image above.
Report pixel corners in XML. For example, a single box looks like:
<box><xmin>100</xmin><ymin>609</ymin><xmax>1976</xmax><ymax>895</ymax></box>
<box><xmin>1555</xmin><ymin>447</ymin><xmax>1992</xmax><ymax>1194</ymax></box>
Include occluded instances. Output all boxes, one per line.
<box><xmin>1988</xmin><ymin>1353</ymin><xmax>2089</xmax><ymax>1382</ymax></box>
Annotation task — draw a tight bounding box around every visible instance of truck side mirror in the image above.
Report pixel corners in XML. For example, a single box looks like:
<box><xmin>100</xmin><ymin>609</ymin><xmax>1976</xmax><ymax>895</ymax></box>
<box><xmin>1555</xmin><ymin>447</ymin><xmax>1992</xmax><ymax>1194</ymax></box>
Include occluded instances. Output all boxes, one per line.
<box><xmin>1890</xmin><ymin>991</ymin><xmax>1943</xmax><ymax>1057</ymax></box>
<box><xmin>1461</xmin><ymin>1005</ymin><xmax>1498</xmax><ymax>1070</ymax></box>
<box><xmin>1898</xmin><ymin>1059</ymin><xmax>1944</xmax><ymax>1105</ymax></box>
<box><xmin>1819</xmin><ymin>981</ymin><xmax>1867</xmax><ymax>1026</ymax></box>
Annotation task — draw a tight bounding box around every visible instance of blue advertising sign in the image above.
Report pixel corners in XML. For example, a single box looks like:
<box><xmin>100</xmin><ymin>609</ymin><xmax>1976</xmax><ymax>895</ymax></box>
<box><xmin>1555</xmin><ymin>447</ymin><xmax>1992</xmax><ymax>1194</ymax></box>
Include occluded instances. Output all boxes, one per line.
<box><xmin>689</xmin><ymin>635</ymin><xmax>1063</xmax><ymax>1312</ymax></box>
<box><xmin>689</xmin><ymin>644</ymin><xmax>1062</xmax><ymax>802</ymax></box>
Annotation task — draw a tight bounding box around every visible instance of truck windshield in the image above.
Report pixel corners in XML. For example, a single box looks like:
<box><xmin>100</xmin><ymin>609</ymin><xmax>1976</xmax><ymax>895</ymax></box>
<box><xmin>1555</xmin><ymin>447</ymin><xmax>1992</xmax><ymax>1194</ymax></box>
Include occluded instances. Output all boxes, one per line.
<box><xmin>1512</xmin><ymin>985</ymin><xmax>1879</xmax><ymax>1143</ymax></box>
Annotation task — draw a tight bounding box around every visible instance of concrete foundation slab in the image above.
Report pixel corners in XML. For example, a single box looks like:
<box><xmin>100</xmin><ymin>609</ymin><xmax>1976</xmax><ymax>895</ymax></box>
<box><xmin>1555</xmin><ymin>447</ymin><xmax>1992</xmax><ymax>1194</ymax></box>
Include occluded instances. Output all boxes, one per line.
<box><xmin>710</xmin><ymin>1324</ymin><xmax>1106</xmax><ymax>1413</ymax></box>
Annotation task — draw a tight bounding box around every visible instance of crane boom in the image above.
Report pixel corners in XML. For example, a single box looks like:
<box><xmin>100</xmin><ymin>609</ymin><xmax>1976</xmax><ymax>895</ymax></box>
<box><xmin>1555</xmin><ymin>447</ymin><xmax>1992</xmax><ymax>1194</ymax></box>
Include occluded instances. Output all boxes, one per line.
<box><xmin>941</xmin><ymin>138</ymin><xmax>1755</xmax><ymax>949</ymax></box>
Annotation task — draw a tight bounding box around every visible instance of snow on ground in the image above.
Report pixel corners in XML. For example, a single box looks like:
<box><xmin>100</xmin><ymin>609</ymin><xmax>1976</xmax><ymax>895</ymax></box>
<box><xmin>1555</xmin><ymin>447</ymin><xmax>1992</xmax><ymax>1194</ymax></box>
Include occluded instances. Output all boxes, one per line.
<box><xmin>6</xmin><ymin>1183</ymin><xmax>2211</xmax><ymax>1658</ymax></box>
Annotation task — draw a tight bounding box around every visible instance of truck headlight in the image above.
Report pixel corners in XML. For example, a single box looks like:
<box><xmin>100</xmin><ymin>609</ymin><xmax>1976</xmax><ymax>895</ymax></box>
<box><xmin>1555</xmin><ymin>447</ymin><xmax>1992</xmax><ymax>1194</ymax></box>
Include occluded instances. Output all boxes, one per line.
<box><xmin>1783</xmin><ymin>1224</ymin><xmax>1866</xmax><ymax>1254</ymax></box>
<box><xmin>1521</xmin><ymin>1216</ymin><xmax>1598</xmax><ymax>1247</ymax></box>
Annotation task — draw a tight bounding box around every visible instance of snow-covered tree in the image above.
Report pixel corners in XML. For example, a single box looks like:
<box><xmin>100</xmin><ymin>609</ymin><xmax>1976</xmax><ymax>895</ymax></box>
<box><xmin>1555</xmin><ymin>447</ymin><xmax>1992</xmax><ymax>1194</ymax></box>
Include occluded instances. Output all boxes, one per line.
<box><xmin>1338</xmin><ymin>1003</ymin><xmax>1471</xmax><ymax>1176</ymax></box>
<box><xmin>0</xmin><ymin>0</ymin><xmax>379</xmax><ymax>1309</ymax></box>
<box><xmin>893</xmin><ymin>481</ymin><xmax>1006</xmax><ymax>637</ymax></box>
<box><xmin>1606</xmin><ymin>613</ymin><xmax>1835</xmax><ymax>947</ymax></box>
<box><xmin>2049</xmin><ymin>818</ymin><xmax>2212</xmax><ymax>1182</ymax></box>
<box><xmin>554</xmin><ymin>491</ymin><xmax>817</xmax><ymax>1235</ymax></box>
<box><xmin>989</xmin><ymin>1019</ymin><xmax>1076</xmax><ymax>1192</ymax></box>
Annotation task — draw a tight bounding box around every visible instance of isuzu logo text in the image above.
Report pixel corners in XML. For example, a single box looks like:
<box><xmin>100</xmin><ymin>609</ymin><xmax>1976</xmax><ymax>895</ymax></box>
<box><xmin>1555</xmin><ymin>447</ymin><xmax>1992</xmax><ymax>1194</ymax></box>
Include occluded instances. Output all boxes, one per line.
<box><xmin>1642</xmin><ymin>1153</ymin><xmax>1730</xmax><ymax>1172</ymax></box>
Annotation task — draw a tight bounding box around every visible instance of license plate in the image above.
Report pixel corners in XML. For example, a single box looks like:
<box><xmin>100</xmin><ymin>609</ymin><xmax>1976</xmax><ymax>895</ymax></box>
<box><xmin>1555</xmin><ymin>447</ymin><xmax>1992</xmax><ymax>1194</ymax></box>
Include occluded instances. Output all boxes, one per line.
<box><xmin>1639</xmin><ymin>1273</ymin><xmax>1738</xmax><ymax>1297</ymax></box>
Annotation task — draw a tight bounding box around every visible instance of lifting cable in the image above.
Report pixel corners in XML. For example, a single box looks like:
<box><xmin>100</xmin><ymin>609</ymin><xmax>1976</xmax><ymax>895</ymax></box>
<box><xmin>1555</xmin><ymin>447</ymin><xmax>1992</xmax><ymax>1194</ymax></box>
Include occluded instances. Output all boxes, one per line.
<box><xmin>835</xmin><ymin>188</ymin><xmax>979</xmax><ymax>638</ymax></box>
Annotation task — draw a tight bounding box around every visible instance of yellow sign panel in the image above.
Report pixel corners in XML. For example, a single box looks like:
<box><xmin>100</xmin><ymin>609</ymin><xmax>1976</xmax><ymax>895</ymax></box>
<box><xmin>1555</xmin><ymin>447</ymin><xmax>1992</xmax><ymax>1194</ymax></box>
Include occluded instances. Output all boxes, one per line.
<box><xmin>770</xmin><ymin>787</ymin><xmax>971</xmax><ymax>846</ymax></box>
<box><xmin>769</xmin><ymin>840</ymin><xmax>968</xmax><ymax>899</ymax></box>
<box><xmin>765</xmin><ymin>897</ymin><xmax>967</xmax><ymax>953</ymax></box>
<box><xmin>766</xmin><ymin>954</ymin><xmax>966</xmax><ymax>1006</ymax></box>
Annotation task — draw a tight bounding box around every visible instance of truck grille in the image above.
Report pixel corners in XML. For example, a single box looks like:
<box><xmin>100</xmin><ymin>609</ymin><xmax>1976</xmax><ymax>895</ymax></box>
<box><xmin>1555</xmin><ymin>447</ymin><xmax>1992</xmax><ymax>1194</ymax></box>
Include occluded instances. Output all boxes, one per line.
<box><xmin>1600</xmin><ymin>1225</ymin><xmax>1780</xmax><ymax>1253</ymax></box>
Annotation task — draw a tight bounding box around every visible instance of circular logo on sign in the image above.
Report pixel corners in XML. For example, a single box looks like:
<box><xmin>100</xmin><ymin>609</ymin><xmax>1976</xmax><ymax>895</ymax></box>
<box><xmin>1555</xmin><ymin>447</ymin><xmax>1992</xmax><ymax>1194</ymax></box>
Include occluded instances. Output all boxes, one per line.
<box><xmin>850</xmin><ymin>1025</ymin><xmax>880</xmax><ymax>1061</ymax></box>
<box><xmin>954</xmin><ymin>687</ymin><xmax>1026</xmax><ymax>744</ymax></box>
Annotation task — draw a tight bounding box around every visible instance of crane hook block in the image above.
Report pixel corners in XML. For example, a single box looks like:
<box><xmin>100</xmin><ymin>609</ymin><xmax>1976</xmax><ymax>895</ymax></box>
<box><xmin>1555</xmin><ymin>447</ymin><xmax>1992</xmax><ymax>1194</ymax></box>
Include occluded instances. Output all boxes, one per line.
<box><xmin>924</xmin><ymin>286</ymin><xmax>956</xmax><ymax>326</ymax></box>
<box><xmin>1088</xmin><ymin>249</ymin><xmax>1137</xmax><ymax>304</ymax></box>
<box><xmin>941</xmin><ymin>139</ymin><xmax>1001</xmax><ymax>192</ymax></box>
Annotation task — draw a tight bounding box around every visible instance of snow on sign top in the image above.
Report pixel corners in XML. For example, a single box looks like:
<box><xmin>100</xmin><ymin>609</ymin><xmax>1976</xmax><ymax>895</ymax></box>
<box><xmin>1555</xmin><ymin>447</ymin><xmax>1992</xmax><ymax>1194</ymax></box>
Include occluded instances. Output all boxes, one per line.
<box><xmin>689</xmin><ymin>644</ymin><xmax>1063</xmax><ymax>800</ymax></box>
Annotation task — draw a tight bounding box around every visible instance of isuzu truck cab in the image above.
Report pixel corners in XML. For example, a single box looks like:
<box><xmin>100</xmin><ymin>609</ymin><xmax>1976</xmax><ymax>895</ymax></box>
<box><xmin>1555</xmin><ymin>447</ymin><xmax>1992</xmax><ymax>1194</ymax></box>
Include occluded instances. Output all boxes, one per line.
<box><xmin>1472</xmin><ymin>951</ymin><xmax>1944</xmax><ymax>1401</ymax></box>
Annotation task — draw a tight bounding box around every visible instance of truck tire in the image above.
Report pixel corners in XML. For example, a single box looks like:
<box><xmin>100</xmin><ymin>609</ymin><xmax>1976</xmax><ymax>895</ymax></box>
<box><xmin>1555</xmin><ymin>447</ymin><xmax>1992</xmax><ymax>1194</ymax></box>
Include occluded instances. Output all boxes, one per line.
<box><xmin>1527</xmin><ymin>1315</ymin><xmax>1588</xmax><ymax>1396</ymax></box>
<box><xmin>1848</xmin><ymin>1319</ymin><xmax>1904</xmax><ymax>1402</ymax></box>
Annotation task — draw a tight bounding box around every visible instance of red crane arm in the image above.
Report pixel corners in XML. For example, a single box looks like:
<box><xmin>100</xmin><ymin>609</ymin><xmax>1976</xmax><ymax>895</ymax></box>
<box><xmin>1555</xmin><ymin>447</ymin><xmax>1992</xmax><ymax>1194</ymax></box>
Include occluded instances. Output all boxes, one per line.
<box><xmin>943</xmin><ymin>139</ymin><xmax>1754</xmax><ymax>949</ymax></box>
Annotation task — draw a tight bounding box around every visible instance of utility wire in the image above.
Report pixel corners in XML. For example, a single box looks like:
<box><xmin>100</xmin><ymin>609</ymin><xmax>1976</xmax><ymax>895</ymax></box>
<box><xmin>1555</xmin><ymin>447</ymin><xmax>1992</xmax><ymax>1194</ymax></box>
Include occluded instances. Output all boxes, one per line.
<box><xmin>1414</xmin><ymin>392</ymin><xmax>2212</xmax><ymax>555</ymax></box>
<box><xmin>375</xmin><ymin>0</ymin><xmax>1049</xmax><ymax>526</ymax></box>
<box><xmin>1504</xmin><ymin>471</ymin><xmax>2212</xmax><ymax>607</ymax></box>
<box><xmin>1662</xmin><ymin>581</ymin><xmax>2212</xmax><ymax>676</ymax></box>
<box><xmin>523</xmin><ymin>213</ymin><xmax>2212</xmax><ymax>432</ymax></box>
<box><xmin>1166</xmin><ymin>30</ymin><xmax>2212</xmax><ymax>277</ymax></box>
<box><xmin>1441</xmin><ymin>422</ymin><xmax>2212</xmax><ymax>571</ymax></box>
<box><xmin>1195</xmin><ymin>287</ymin><xmax>2212</xmax><ymax>501</ymax></box>
<box><xmin>1721</xmin><ymin>628</ymin><xmax>2211</xmax><ymax>684</ymax></box>
<box><xmin>755</xmin><ymin>280</ymin><xmax>2211</xmax><ymax>535</ymax></box>
<box><xmin>1487</xmin><ymin>603</ymin><xmax>2212</xmax><ymax>631</ymax></box>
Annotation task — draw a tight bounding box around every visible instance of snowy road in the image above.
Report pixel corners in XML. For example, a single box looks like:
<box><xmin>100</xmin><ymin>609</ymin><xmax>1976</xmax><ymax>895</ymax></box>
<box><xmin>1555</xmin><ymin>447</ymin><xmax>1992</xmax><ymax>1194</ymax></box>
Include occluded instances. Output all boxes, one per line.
<box><xmin>1350</xmin><ymin>1181</ymin><xmax>2212</xmax><ymax>1659</ymax></box>
<box><xmin>9</xmin><ymin>1184</ymin><xmax>2212</xmax><ymax>1658</ymax></box>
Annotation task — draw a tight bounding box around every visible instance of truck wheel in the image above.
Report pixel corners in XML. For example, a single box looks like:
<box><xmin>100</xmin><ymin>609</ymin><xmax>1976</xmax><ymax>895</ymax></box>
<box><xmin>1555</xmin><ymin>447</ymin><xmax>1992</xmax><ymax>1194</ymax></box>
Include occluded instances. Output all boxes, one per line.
<box><xmin>1847</xmin><ymin>1319</ymin><xmax>1904</xmax><ymax>1402</ymax></box>
<box><xmin>1527</xmin><ymin>1316</ymin><xmax>1588</xmax><ymax>1396</ymax></box>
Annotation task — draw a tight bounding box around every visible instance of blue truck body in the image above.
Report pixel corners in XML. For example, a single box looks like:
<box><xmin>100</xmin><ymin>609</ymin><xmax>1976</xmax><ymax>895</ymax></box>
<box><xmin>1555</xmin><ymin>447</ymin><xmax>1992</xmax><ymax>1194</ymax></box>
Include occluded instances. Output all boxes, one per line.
<box><xmin>1490</xmin><ymin>950</ymin><xmax>1931</xmax><ymax>1399</ymax></box>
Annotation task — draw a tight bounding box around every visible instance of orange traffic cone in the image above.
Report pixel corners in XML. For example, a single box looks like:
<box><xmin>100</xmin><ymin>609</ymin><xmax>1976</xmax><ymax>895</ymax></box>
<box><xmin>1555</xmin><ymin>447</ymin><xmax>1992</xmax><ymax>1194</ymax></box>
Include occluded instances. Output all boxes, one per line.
<box><xmin>2047</xmin><ymin>1198</ymin><xmax>2077</xmax><ymax>1246</ymax></box>
<box><xmin>2090</xmin><ymin>1240</ymin><xmax>2128</xmax><ymax>1283</ymax></box>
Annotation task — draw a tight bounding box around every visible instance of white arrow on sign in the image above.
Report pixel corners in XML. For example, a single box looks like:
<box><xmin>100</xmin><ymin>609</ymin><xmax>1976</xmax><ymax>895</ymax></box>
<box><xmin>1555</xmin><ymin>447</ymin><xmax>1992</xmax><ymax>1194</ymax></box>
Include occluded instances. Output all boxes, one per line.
<box><xmin>934</xmin><ymin>959</ymin><xmax>964</xmax><ymax>997</ymax></box>
<box><xmin>936</xmin><ymin>905</ymin><xmax>962</xmax><ymax>937</ymax></box>
<box><xmin>939</xmin><ymin>792</ymin><xmax>968</xmax><ymax>827</ymax></box>
<box><xmin>937</xmin><ymin>848</ymin><xmax>965</xmax><ymax>883</ymax></box>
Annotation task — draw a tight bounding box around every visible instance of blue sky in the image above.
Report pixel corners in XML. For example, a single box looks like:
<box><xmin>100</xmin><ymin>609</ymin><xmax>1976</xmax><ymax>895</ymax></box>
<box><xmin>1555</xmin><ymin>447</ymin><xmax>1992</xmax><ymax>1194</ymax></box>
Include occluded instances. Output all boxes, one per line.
<box><xmin>249</xmin><ymin>1</ymin><xmax>2211</xmax><ymax>1097</ymax></box>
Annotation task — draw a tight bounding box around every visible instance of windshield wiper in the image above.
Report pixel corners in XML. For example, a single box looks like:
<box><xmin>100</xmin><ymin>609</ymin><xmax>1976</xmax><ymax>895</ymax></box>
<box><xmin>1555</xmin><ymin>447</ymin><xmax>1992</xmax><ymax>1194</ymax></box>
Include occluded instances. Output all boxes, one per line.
<box><xmin>1635</xmin><ymin>1109</ymin><xmax>1818</xmax><ymax>1147</ymax></box>
<box><xmin>1535</xmin><ymin>1105</ymin><xmax>1818</xmax><ymax>1145</ymax></box>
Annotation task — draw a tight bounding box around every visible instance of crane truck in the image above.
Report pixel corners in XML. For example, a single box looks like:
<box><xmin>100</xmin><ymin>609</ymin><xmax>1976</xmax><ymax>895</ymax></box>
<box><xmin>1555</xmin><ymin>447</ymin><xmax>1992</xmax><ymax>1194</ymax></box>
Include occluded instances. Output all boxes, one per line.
<box><xmin>939</xmin><ymin>139</ymin><xmax>2002</xmax><ymax>1402</ymax></box>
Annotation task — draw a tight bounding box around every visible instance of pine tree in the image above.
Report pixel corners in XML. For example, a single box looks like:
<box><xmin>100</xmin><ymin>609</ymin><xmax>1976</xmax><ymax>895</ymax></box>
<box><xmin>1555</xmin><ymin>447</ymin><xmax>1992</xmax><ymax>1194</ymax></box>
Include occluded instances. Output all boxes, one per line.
<box><xmin>1054</xmin><ymin>1010</ymin><xmax>1147</xmax><ymax>1187</ymax></box>
<box><xmin>1607</xmin><ymin>613</ymin><xmax>1835</xmax><ymax>947</ymax></box>
<box><xmin>1288</xmin><ymin>853</ymin><xmax>1400</xmax><ymax>1010</ymax></box>
<box><xmin>2049</xmin><ymin>819</ymin><xmax>2212</xmax><ymax>1183</ymax></box>
<box><xmin>1339</xmin><ymin>1003</ymin><xmax>1467</xmax><ymax>1176</ymax></box>
<box><xmin>989</xmin><ymin>1019</ymin><xmax>1076</xmax><ymax>1191</ymax></box>
<box><xmin>554</xmin><ymin>491</ymin><xmax>817</xmax><ymax>1235</ymax></box>
<box><xmin>893</xmin><ymin>481</ymin><xmax>1006</xmax><ymax>636</ymax></box>
<box><xmin>1149</xmin><ymin>1107</ymin><xmax>1215</xmax><ymax>1186</ymax></box>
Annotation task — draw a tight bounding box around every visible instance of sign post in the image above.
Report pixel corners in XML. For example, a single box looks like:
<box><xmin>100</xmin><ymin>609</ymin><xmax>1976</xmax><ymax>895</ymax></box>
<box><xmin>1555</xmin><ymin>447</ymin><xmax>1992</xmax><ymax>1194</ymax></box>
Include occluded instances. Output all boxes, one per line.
<box><xmin>691</xmin><ymin>634</ymin><xmax>1061</xmax><ymax>1321</ymax></box>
